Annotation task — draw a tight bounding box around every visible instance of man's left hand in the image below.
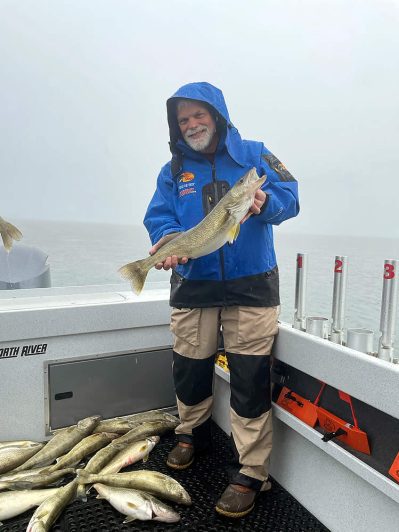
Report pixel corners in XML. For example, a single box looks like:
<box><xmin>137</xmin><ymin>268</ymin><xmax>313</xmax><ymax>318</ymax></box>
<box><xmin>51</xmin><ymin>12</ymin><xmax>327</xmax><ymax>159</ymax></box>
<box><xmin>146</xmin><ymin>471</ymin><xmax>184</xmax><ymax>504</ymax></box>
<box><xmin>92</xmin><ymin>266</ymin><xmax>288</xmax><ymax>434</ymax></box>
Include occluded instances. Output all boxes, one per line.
<box><xmin>240</xmin><ymin>189</ymin><xmax>267</xmax><ymax>224</ymax></box>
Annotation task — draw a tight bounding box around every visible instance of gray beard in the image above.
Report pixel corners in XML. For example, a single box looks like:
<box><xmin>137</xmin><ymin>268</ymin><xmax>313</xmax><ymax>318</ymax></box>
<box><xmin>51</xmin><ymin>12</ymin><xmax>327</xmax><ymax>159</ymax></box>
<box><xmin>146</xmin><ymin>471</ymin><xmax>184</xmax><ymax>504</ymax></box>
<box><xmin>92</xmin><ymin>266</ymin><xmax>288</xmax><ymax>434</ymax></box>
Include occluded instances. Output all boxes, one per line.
<box><xmin>184</xmin><ymin>127</ymin><xmax>215</xmax><ymax>152</ymax></box>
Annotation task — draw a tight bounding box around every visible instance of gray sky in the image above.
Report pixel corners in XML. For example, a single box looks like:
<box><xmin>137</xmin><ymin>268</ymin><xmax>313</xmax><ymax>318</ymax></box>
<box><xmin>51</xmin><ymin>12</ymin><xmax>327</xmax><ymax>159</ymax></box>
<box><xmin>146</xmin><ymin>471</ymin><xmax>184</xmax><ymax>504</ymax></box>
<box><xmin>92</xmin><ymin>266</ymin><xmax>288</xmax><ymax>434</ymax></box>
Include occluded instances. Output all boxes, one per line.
<box><xmin>1</xmin><ymin>0</ymin><xmax>399</xmax><ymax>237</ymax></box>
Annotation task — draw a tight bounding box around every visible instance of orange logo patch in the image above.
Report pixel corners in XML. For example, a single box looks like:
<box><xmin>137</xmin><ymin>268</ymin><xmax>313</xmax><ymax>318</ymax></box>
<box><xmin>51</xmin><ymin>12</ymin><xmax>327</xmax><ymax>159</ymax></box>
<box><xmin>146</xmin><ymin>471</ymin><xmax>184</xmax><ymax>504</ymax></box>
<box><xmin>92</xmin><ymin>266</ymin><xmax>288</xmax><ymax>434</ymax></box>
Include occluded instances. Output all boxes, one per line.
<box><xmin>180</xmin><ymin>172</ymin><xmax>195</xmax><ymax>182</ymax></box>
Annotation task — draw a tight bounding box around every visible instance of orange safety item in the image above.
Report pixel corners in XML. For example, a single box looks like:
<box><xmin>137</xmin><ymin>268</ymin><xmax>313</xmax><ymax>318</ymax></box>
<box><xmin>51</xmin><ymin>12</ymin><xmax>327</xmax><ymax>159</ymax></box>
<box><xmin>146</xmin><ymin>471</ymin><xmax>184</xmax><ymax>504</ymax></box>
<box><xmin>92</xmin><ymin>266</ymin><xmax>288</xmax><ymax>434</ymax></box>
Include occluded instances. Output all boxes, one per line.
<box><xmin>388</xmin><ymin>451</ymin><xmax>399</xmax><ymax>483</ymax></box>
<box><xmin>317</xmin><ymin>401</ymin><xmax>371</xmax><ymax>455</ymax></box>
<box><xmin>314</xmin><ymin>384</ymin><xmax>371</xmax><ymax>455</ymax></box>
<box><xmin>276</xmin><ymin>386</ymin><xmax>318</xmax><ymax>427</ymax></box>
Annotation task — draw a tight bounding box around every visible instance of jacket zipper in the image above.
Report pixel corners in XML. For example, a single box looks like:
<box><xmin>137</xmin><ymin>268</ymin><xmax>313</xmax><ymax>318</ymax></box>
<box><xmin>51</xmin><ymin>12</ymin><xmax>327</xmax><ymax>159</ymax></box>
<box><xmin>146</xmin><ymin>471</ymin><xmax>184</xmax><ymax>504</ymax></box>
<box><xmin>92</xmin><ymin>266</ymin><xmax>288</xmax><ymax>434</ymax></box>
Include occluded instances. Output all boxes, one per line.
<box><xmin>211</xmin><ymin>161</ymin><xmax>227</xmax><ymax>303</ymax></box>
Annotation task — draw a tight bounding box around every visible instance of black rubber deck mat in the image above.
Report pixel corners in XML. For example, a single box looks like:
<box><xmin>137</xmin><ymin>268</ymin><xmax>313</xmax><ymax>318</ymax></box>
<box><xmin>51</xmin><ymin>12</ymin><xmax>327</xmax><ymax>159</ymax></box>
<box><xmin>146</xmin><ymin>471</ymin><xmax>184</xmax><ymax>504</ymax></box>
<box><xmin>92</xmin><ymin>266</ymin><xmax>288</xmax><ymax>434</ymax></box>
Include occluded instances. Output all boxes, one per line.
<box><xmin>2</xmin><ymin>422</ymin><xmax>329</xmax><ymax>531</ymax></box>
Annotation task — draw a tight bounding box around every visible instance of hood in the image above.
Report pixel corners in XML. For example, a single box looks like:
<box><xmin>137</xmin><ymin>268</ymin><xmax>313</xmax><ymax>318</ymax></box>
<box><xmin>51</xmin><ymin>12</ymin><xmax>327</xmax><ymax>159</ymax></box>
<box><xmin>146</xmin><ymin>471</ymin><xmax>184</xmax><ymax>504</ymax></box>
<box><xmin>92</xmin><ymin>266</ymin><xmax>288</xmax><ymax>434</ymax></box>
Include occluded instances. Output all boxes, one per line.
<box><xmin>167</xmin><ymin>82</ymin><xmax>240</xmax><ymax>158</ymax></box>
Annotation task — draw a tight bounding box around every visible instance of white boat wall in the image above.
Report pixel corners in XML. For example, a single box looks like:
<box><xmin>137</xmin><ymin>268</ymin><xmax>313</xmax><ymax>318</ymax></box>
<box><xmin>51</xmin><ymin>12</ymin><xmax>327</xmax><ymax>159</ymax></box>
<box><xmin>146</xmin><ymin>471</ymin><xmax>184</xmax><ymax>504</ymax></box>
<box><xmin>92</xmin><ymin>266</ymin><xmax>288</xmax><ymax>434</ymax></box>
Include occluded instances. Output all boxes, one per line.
<box><xmin>0</xmin><ymin>285</ymin><xmax>398</xmax><ymax>532</ymax></box>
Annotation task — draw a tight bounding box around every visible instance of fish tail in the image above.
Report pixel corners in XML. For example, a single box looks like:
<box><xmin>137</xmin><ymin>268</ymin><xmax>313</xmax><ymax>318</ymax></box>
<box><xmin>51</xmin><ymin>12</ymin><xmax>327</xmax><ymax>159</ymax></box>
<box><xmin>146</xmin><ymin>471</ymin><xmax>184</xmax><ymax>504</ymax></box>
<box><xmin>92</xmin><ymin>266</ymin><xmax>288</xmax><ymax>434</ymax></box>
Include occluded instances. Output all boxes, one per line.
<box><xmin>118</xmin><ymin>257</ymin><xmax>152</xmax><ymax>295</ymax></box>
<box><xmin>76</xmin><ymin>482</ymin><xmax>88</xmax><ymax>502</ymax></box>
<box><xmin>75</xmin><ymin>469</ymin><xmax>93</xmax><ymax>484</ymax></box>
<box><xmin>0</xmin><ymin>218</ymin><xmax>23</xmax><ymax>252</ymax></box>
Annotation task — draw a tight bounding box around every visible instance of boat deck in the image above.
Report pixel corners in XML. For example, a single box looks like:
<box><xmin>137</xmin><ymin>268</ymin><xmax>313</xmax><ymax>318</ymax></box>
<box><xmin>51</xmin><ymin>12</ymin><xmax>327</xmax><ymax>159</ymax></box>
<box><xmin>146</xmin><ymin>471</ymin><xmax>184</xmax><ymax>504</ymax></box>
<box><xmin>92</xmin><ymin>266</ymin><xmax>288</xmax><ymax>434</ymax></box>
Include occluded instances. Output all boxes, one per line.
<box><xmin>2</xmin><ymin>422</ymin><xmax>329</xmax><ymax>531</ymax></box>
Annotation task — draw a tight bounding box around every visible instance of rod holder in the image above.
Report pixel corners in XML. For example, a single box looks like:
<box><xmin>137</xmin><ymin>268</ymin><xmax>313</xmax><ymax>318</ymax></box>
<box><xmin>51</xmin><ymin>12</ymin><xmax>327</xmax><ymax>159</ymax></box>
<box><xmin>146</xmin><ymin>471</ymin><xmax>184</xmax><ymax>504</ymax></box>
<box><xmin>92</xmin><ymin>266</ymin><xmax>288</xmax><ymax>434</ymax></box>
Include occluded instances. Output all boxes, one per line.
<box><xmin>378</xmin><ymin>259</ymin><xmax>399</xmax><ymax>363</ymax></box>
<box><xmin>346</xmin><ymin>328</ymin><xmax>374</xmax><ymax>355</ymax></box>
<box><xmin>330</xmin><ymin>255</ymin><xmax>348</xmax><ymax>345</ymax></box>
<box><xmin>306</xmin><ymin>317</ymin><xmax>329</xmax><ymax>339</ymax></box>
<box><xmin>293</xmin><ymin>253</ymin><xmax>308</xmax><ymax>330</ymax></box>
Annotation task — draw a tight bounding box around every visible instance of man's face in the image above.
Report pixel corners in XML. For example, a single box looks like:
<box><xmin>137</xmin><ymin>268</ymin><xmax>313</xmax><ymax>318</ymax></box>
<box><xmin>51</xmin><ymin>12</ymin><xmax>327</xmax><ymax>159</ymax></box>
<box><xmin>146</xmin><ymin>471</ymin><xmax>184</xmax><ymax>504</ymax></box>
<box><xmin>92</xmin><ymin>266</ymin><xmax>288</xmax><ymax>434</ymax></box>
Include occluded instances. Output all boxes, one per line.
<box><xmin>176</xmin><ymin>100</ymin><xmax>217</xmax><ymax>153</ymax></box>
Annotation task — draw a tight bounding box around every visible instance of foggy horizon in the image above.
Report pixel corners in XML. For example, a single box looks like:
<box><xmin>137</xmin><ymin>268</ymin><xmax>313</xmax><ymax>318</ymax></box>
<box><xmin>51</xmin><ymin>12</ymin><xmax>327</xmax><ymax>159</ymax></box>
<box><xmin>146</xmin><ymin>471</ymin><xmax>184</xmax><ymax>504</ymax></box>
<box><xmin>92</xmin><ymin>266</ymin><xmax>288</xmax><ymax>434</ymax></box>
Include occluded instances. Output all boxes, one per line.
<box><xmin>1</xmin><ymin>1</ymin><xmax>399</xmax><ymax>239</ymax></box>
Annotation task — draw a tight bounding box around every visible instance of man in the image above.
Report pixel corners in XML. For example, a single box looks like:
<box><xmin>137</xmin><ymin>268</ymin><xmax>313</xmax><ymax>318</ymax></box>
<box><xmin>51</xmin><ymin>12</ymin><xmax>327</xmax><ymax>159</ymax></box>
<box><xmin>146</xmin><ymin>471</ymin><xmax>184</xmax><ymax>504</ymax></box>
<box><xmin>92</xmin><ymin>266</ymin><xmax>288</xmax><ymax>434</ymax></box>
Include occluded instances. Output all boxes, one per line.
<box><xmin>144</xmin><ymin>82</ymin><xmax>299</xmax><ymax>518</ymax></box>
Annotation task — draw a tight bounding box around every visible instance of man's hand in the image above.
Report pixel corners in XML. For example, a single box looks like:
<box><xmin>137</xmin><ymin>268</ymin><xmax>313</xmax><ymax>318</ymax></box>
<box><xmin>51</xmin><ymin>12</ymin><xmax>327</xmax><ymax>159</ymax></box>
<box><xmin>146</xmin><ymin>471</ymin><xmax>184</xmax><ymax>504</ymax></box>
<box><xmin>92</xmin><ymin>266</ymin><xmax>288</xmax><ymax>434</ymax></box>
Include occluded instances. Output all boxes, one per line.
<box><xmin>240</xmin><ymin>189</ymin><xmax>267</xmax><ymax>224</ymax></box>
<box><xmin>149</xmin><ymin>233</ymin><xmax>189</xmax><ymax>271</ymax></box>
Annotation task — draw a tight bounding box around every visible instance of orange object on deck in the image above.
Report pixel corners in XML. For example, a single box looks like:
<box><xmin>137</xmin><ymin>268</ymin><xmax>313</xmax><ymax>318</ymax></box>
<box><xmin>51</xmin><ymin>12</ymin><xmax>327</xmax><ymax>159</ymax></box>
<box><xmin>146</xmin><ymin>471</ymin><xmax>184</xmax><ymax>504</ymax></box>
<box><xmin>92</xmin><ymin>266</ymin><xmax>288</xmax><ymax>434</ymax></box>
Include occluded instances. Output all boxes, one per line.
<box><xmin>276</xmin><ymin>386</ymin><xmax>318</xmax><ymax>427</ymax></box>
<box><xmin>388</xmin><ymin>451</ymin><xmax>399</xmax><ymax>482</ymax></box>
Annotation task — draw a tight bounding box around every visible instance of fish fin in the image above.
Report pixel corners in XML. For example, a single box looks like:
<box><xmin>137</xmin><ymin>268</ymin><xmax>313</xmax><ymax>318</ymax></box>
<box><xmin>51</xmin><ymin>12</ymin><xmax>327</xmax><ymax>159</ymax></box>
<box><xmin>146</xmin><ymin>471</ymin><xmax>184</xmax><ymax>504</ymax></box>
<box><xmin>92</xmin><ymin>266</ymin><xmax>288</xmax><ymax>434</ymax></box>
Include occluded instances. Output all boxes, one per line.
<box><xmin>123</xmin><ymin>516</ymin><xmax>136</xmax><ymax>523</ymax></box>
<box><xmin>227</xmin><ymin>224</ymin><xmax>240</xmax><ymax>244</ymax></box>
<box><xmin>142</xmin><ymin>453</ymin><xmax>149</xmax><ymax>463</ymax></box>
<box><xmin>0</xmin><ymin>219</ymin><xmax>23</xmax><ymax>252</ymax></box>
<box><xmin>152</xmin><ymin>232</ymin><xmax>179</xmax><ymax>249</ymax></box>
<box><xmin>118</xmin><ymin>257</ymin><xmax>152</xmax><ymax>295</ymax></box>
<box><xmin>0</xmin><ymin>230</ymin><xmax>12</xmax><ymax>253</ymax></box>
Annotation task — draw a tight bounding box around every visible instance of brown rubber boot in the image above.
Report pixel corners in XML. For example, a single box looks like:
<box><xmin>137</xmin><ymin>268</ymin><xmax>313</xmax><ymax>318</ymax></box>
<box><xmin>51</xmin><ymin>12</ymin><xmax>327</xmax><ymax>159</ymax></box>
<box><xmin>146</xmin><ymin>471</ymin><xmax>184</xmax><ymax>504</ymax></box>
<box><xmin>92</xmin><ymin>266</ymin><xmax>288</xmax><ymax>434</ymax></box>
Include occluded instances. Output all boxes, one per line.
<box><xmin>215</xmin><ymin>484</ymin><xmax>258</xmax><ymax>518</ymax></box>
<box><xmin>166</xmin><ymin>442</ymin><xmax>195</xmax><ymax>470</ymax></box>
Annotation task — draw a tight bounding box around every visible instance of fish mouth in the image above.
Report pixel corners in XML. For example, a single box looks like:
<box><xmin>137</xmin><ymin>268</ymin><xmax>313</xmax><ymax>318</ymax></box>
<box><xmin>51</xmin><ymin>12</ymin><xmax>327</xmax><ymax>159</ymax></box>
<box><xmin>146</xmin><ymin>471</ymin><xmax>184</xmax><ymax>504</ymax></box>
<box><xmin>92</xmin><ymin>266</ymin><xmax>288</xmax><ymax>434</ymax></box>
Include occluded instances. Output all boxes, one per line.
<box><xmin>243</xmin><ymin>167</ymin><xmax>266</xmax><ymax>190</ymax></box>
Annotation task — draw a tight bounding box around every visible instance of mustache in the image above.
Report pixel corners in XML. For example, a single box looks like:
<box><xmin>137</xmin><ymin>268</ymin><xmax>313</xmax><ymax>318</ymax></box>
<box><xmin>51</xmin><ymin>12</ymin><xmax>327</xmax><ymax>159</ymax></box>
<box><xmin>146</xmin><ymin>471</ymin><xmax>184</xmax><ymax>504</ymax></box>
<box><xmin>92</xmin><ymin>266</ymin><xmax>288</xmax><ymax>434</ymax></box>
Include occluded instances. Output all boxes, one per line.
<box><xmin>186</xmin><ymin>126</ymin><xmax>208</xmax><ymax>137</ymax></box>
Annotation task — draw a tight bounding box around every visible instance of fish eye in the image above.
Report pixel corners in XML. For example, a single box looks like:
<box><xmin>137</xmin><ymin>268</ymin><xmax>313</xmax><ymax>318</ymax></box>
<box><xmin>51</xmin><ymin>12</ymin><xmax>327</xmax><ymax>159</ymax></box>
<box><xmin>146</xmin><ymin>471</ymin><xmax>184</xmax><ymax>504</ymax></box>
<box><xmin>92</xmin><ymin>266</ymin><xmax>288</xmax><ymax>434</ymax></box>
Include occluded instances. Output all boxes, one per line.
<box><xmin>239</xmin><ymin>178</ymin><xmax>244</xmax><ymax>183</ymax></box>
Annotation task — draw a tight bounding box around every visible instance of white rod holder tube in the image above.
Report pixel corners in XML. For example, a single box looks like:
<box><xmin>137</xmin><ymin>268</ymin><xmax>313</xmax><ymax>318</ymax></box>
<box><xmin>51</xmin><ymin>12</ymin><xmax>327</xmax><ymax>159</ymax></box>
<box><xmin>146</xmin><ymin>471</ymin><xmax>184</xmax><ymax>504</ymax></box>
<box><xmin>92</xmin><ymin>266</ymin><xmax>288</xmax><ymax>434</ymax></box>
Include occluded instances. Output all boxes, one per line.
<box><xmin>293</xmin><ymin>253</ymin><xmax>308</xmax><ymax>330</ymax></box>
<box><xmin>306</xmin><ymin>316</ymin><xmax>329</xmax><ymax>339</ymax></box>
<box><xmin>378</xmin><ymin>259</ymin><xmax>399</xmax><ymax>363</ymax></box>
<box><xmin>347</xmin><ymin>328</ymin><xmax>374</xmax><ymax>355</ymax></box>
<box><xmin>330</xmin><ymin>255</ymin><xmax>348</xmax><ymax>345</ymax></box>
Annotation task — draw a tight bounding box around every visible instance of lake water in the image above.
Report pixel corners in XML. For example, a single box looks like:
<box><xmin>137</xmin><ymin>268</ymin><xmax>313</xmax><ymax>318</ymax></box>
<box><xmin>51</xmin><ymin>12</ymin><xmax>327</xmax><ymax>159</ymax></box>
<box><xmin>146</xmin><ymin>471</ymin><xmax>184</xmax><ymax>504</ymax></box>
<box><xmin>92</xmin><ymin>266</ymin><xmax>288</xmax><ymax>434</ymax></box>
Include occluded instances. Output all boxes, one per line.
<box><xmin>1</xmin><ymin>220</ymin><xmax>398</xmax><ymax>351</ymax></box>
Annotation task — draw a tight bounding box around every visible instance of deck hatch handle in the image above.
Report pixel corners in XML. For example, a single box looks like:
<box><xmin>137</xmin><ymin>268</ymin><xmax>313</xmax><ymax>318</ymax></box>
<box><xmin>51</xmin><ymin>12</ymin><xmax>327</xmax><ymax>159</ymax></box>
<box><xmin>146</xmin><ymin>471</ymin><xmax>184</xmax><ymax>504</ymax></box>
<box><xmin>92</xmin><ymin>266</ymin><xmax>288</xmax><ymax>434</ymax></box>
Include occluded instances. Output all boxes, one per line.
<box><xmin>54</xmin><ymin>391</ymin><xmax>73</xmax><ymax>401</ymax></box>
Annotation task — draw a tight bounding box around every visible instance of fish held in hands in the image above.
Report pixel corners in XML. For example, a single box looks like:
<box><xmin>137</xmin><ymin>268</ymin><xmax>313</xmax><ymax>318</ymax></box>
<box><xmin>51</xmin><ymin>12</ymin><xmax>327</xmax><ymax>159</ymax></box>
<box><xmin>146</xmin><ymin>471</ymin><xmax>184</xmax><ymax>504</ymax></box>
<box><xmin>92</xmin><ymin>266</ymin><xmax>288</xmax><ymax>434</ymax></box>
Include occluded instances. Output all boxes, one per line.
<box><xmin>119</xmin><ymin>168</ymin><xmax>266</xmax><ymax>294</ymax></box>
<box><xmin>0</xmin><ymin>217</ymin><xmax>23</xmax><ymax>252</ymax></box>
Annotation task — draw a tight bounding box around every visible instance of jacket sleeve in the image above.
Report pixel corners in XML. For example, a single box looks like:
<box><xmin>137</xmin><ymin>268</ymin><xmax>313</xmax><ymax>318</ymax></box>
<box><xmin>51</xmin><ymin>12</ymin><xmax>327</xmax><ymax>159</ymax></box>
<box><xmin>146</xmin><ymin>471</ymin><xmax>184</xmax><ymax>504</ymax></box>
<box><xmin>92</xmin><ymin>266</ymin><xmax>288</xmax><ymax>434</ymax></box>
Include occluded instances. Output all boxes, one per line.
<box><xmin>256</xmin><ymin>145</ymin><xmax>300</xmax><ymax>225</ymax></box>
<box><xmin>143</xmin><ymin>163</ymin><xmax>184</xmax><ymax>245</ymax></box>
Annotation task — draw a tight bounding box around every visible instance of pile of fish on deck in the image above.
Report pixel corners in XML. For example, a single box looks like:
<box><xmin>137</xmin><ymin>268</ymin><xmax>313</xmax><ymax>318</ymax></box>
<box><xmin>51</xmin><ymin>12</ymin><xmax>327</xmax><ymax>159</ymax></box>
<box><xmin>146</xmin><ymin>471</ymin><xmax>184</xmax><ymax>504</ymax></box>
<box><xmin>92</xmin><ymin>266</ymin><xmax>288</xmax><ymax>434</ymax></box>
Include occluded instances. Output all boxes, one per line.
<box><xmin>0</xmin><ymin>411</ymin><xmax>191</xmax><ymax>530</ymax></box>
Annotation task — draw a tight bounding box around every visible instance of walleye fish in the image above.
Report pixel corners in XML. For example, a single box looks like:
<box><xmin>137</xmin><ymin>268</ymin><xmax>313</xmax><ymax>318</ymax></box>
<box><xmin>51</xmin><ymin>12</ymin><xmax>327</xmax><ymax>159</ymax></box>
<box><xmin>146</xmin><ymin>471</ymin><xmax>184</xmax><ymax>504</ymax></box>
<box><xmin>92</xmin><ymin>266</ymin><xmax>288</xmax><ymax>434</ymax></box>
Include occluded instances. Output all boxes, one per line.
<box><xmin>0</xmin><ymin>488</ymin><xmax>59</xmax><ymax>524</ymax></box>
<box><xmin>119</xmin><ymin>167</ymin><xmax>266</xmax><ymax>294</ymax></box>
<box><xmin>100</xmin><ymin>436</ymin><xmax>160</xmax><ymax>474</ymax></box>
<box><xmin>76</xmin><ymin>419</ymin><xmax>176</xmax><ymax>501</ymax></box>
<box><xmin>126</xmin><ymin>410</ymin><xmax>179</xmax><ymax>424</ymax></box>
<box><xmin>0</xmin><ymin>440</ymin><xmax>41</xmax><ymax>449</ymax></box>
<box><xmin>0</xmin><ymin>217</ymin><xmax>23</xmax><ymax>252</ymax></box>
<box><xmin>0</xmin><ymin>468</ymin><xmax>75</xmax><ymax>491</ymax></box>
<box><xmin>12</xmin><ymin>415</ymin><xmax>101</xmax><ymax>472</ymax></box>
<box><xmin>26</xmin><ymin>479</ymin><xmax>78</xmax><ymax>532</ymax></box>
<box><xmin>77</xmin><ymin>470</ymin><xmax>192</xmax><ymax>506</ymax></box>
<box><xmin>114</xmin><ymin>419</ymin><xmax>178</xmax><ymax>447</ymax></box>
<box><xmin>93</xmin><ymin>410</ymin><xmax>179</xmax><ymax>434</ymax></box>
<box><xmin>0</xmin><ymin>442</ymin><xmax>44</xmax><ymax>475</ymax></box>
<box><xmin>0</xmin><ymin>466</ymin><xmax>49</xmax><ymax>483</ymax></box>
<box><xmin>94</xmin><ymin>483</ymin><xmax>180</xmax><ymax>523</ymax></box>
<box><xmin>44</xmin><ymin>432</ymin><xmax>118</xmax><ymax>473</ymax></box>
<box><xmin>93</xmin><ymin>418</ymin><xmax>146</xmax><ymax>435</ymax></box>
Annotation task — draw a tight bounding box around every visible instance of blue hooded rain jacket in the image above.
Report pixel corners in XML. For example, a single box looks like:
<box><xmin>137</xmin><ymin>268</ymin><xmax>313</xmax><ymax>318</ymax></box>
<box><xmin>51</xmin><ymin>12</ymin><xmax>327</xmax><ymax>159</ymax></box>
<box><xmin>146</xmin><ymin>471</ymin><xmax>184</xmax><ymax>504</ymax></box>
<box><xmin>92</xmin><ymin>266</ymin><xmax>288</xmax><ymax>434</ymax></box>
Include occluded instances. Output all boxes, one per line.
<box><xmin>144</xmin><ymin>82</ymin><xmax>299</xmax><ymax>308</ymax></box>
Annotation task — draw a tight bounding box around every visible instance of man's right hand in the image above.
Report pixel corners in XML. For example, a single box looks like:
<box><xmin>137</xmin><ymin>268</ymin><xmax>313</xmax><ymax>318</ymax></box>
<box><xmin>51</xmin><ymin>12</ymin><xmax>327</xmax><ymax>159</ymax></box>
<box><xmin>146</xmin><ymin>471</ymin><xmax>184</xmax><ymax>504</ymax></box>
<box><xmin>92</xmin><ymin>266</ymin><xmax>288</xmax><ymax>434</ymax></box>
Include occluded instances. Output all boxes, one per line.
<box><xmin>149</xmin><ymin>233</ymin><xmax>189</xmax><ymax>271</ymax></box>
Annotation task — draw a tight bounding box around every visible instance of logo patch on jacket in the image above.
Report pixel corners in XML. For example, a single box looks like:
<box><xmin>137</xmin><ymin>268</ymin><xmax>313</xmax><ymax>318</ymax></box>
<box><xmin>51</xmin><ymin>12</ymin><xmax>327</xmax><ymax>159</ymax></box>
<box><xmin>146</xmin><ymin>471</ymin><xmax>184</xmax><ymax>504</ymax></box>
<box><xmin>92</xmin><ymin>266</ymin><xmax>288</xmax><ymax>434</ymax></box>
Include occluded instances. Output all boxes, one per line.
<box><xmin>262</xmin><ymin>153</ymin><xmax>296</xmax><ymax>182</ymax></box>
<box><xmin>178</xmin><ymin>173</ymin><xmax>196</xmax><ymax>197</ymax></box>
<box><xmin>180</xmin><ymin>172</ymin><xmax>195</xmax><ymax>182</ymax></box>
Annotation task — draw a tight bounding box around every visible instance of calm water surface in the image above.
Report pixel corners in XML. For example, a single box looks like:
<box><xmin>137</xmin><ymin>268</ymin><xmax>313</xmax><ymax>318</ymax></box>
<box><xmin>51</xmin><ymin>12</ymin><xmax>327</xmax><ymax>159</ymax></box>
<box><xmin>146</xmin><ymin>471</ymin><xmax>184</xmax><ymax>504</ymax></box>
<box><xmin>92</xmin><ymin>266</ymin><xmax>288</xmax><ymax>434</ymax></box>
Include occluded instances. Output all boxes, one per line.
<box><xmin>1</xmin><ymin>220</ymin><xmax>398</xmax><ymax>350</ymax></box>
